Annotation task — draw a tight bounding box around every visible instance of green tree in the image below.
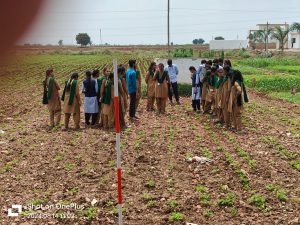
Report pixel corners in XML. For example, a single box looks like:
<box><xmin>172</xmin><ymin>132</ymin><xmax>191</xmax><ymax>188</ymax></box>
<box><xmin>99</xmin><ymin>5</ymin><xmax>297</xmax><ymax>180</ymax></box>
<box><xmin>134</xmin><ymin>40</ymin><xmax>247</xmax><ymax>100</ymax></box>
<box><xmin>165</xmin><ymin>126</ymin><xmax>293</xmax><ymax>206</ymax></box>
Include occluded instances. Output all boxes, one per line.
<box><xmin>192</xmin><ymin>38</ymin><xmax>205</xmax><ymax>45</ymax></box>
<box><xmin>58</xmin><ymin>40</ymin><xmax>63</xmax><ymax>46</ymax></box>
<box><xmin>271</xmin><ymin>26</ymin><xmax>291</xmax><ymax>51</ymax></box>
<box><xmin>257</xmin><ymin>28</ymin><xmax>272</xmax><ymax>51</ymax></box>
<box><xmin>291</xmin><ymin>22</ymin><xmax>300</xmax><ymax>32</ymax></box>
<box><xmin>248</xmin><ymin>31</ymin><xmax>264</xmax><ymax>50</ymax></box>
<box><xmin>76</xmin><ymin>33</ymin><xmax>91</xmax><ymax>47</ymax></box>
<box><xmin>214</xmin><ymin>36</ymin><xmax>225</xmax><ymax>40</ymax></box>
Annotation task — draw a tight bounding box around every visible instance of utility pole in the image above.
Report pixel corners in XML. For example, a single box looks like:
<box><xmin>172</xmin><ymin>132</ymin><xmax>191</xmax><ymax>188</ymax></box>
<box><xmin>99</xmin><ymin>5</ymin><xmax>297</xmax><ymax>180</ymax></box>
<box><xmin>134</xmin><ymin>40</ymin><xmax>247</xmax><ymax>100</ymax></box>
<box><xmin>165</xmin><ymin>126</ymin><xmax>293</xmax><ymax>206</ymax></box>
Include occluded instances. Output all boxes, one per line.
<box><xmin>167</xmin><ymin>0</ymin><xmax>170</xmax><ymax>55</ymax></box>
<box><xmin>100</xmin><ymin>29</ymin><xmax>102</xmax><ymax>46</ymax></box>
<box><xmin>266</xmin><ymin>21</ymin><xmax>269</xmax><ymax>52</ymax></box>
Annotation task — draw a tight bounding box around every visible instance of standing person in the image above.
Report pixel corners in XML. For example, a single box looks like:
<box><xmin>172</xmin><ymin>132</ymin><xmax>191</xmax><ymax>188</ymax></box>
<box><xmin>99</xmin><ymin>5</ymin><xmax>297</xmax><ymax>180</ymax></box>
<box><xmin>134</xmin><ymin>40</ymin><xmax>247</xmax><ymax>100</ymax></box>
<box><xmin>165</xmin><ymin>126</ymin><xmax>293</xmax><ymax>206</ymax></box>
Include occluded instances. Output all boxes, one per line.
<box><xmin>61</xmin><ymin>72</ymin><xmax>81</xmax><ymax>130</ymax></box>
<box><xmin>219</xmin><ymin>66</ymin><xmax>233</xmax><ymax>129</ymax></box>
<box><xmin>134</xmin><ymin>63</ymin><xmax>142</xmax><ymax>110</ymax></box>
<box><xmin>92</xmin><ymin>69</ymin><xmax>103</xmax><ymax>125</ymax></box>
<box><xmin>153</xmin><ymin>63</ymin><xmax>170</xmax><ymax>114</ymax></box>
<box><xmin>145</xmin><ymin>62</ymin><xmax>157</xmax><ymax>111</ymax></box>
<box><xmin>215</xmin><ymin>66</ymin><xmax>224</xmax><ymax>123</ymax></box>
<box><xmin>228</xmin><ymin>70</ymin><xmax>249</xmax><ymax>132</ymax></box>
<box><xmin>126</xmin><ymin>59</ymin><xmax>138</xmax><ymax>120</ymax></box>
<box><xmin>82</xmin><ymin>70</ymin><xmax>99</xmax><ymax>126</ymax></box>
<box><xmin>189</xmin><ymin>66</ymin><xmax>201</xmax><ymax>112</ymax></box>
<box><xmin>43</xmin><ymin>68</ymin><xmax>61</xmax><ymax>127</ymax></box>
<box><xmin>196</xmin><ymin>59</ymin><xmax>207</xmax><ymax>83</ymax></box>
<box><xmin>117</xmin><ymin>67</ymin><xmax>127</xmax><ymax>129</ymax></box>
<box><xmin>165</xmin><ymin>59</ymin><xmax>180</xmax><ymax>105</ymax></box>
<box><xmin>204</xmin><ymin>66</ymin><xmax>218</xmax><ymax>114</ymax></box>
<box><xmin>118</xmin><ymin>65</ymin><xmax>128</xmax><ymax>113</ymax></box>
<box><xmin>100</xmin><ymin>72</ymin><xmax>114</xmax><ymax>129</ymax></box>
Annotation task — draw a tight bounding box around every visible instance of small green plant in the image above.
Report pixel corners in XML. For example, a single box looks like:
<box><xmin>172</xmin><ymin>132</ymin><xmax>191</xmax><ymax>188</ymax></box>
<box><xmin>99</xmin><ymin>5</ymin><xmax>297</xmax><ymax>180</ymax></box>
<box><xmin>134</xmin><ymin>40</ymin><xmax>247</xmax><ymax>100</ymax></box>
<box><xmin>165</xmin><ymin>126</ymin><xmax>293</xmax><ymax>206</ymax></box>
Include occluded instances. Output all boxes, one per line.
<box><xmin>142</xmin><ymin>192</ymin><xmax>152</xmax><ymax>202</ymax></box>
<box><xmin>147</xmin><ymin>200</ymin><xmax>157</xmax><ymax>208</ymax></box>
<box><xmin>54</xmin><ymin>154</ymin><xmax>63</xmax><ymax>161</ymax></box>
<box><xmin>266</xmin><ymin>184</ymin><xmax>277</xmax><ymax>192</ymax></box>
<box><xmin>237</xmin><ymin>170</ymin><xmax>250</xmax><ymax>189</ymax></box>
<box><xmin>64</xmin><ymin>163</ymin><xmax>75</xmax><ymax>171</ymax></box>
<box><xmin>202</xmin><ymin>148</ymin><xmax>213</xmax><ymax>159</ymax></box>
<box><xmin>169</xmin><ymin>212</ymin><xmax>184</xmax><ymax>222</ymax></box>
<box><xmin>231</xmin><ymin>207</ymin><xmax>238</xmax><ymax>216</ymax></box>
<box><xmin>289</xmin><ymin>160</ymin><xmax>300</xmax><ymax>171</ymax></box>
<box><xmin>200</xmin><ymin>193</ymin><xmax>211</xmax><ymax>206</ymax></box>
<box><xmin>203</xmin><ymin>209</ymin><xmax>214</xmax><ymax>218</ymax></box>
<box><xmin>145</xmin><ymin>180</ymin><xmax>155</xmax><ymax>189</ymax></box>
<box><xmin>249</xmin><ymin>194</ymin><xmax>266</xmax><ymax>210</ymax></box>
<box><xmin>217</xmin><ymin>192</ymin><xmax>235</xmax><ymax>207</ymax></box>
<box><xmin>276</xmin><ymin>190</ymin><xmax>288</xmax><ymax>202</ymax></box>
<box><xmin>167</xmin><ymin>200</ymin><xmax>178</xmax><ymax>210</ymax></box>
<box><xmin>108</xmin><ymin>160</ymin><xmax>115</xmax><ymax>167</ymax></box>
<box><xmin>68</xmin><ymin>187</ymin><xmax>79</xmax><ymax>194</ymax></box>
<box><xmin>195</xmin><ymin>185</ymin><xmax>208</xmax><ymax>193</ymax></box>
<box><xmin>79</xmin><ymin>207</ymin><xmax>98</xmax><ymax>220</ymax></box>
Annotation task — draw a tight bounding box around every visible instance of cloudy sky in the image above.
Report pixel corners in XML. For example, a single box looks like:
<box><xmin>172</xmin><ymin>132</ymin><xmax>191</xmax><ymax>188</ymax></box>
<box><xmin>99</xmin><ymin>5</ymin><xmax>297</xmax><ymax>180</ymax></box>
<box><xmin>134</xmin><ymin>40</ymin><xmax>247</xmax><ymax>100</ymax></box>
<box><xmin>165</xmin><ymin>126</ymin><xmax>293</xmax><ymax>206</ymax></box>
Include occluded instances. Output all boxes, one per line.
<box><xmin>20</xmin><ymin>0</ymin><xmax>300</xmax><ymax>45</ymax></box>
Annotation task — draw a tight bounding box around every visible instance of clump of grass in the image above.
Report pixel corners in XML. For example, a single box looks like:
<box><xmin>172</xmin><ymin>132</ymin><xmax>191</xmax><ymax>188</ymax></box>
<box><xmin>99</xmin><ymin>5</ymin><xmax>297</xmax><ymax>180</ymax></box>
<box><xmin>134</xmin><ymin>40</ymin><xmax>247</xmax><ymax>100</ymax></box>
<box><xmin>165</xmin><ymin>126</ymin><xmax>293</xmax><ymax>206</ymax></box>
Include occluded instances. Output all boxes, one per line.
<box><xmin>169</xmin><ymin>212</ymin><xmax>184</xmax><ymax>222</ymax></box>
<box><xmin>202</xmin><ymin>147</ymin><xmax>213</xmax><ymax>159</ymax></box>
<box><xmin>167</xmin><ymin>200</ymin><xmax>178</xmax><ymax>210</ymax></box>
<box><xmin>145</xmin><ymin>180</ymin><xmax>155</xmax><ymax>189</ymax></box>
<box><xmin>289</xmin><ymin>160</ymin><xmax>300</xmax><ymax>171</ymax></box>
<box><xmin>203</xmin><ymin>209</ymin><xmax>214</xmax><ymax>218</ymax></box>
<box><xmin>231</xmin><ymin>207</ymin><xmax>238</xmax><ymax>217</ymax></box>
<box><xmin>64</xmin><ymin>163</ymin><xmax>75</xmax><ymax>171</ymax></box>
<box><xmin>217</xmin><ymin>192</ymin><xmax>235</xmax><ymax>207</ymax></box>
<box><xmin>265</xmin><ymin>184</ymin><xmax>288</xmax><ymax>202</ymax></box>
<box><xmin>249</xmin><ymin>194</ymin><xmax>266</xmax><ymax>210</ymax></box>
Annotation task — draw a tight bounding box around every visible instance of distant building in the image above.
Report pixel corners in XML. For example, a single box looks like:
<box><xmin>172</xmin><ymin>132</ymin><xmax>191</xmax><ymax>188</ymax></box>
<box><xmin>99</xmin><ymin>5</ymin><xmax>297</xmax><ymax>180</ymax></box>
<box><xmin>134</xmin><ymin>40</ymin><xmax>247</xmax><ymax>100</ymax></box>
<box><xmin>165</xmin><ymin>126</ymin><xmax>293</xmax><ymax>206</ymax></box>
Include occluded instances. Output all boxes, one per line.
<box><xmin>289</xmin><ymin>32</ymin><xmax>300</xmax><ymax>49</ymax></box>
<box><xmin>209</xmin><ymin>40</ymin><xmax>248</xmax><ymax>50</ymax></box>
<box><xmin>249</xmin><ymin>23</ymin><xmax>290</xmax><ymax>49</ymax></box>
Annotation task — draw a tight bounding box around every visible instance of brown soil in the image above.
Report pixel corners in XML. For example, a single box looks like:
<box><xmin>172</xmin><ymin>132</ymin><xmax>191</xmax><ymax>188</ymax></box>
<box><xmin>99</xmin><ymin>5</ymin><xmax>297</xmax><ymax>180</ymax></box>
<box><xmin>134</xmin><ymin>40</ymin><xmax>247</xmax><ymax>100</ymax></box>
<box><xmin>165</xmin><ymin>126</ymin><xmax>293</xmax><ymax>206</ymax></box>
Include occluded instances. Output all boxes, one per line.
<box><xmin>0</xmin><ymin>84</ymin><xmax>299</xmax><ymax>225</ymax></box>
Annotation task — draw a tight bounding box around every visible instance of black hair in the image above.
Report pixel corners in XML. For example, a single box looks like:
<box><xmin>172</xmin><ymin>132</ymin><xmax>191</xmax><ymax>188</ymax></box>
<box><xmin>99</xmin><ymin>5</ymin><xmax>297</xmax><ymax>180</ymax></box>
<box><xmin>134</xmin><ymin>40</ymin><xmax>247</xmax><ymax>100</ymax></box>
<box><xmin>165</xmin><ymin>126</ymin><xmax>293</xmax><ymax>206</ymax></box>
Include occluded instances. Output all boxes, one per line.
<box><xmin>219</xmin><ymin>58</ymin><xmax>224</xmax><ymax>64</ymax></box>
<box><xmin>148</xmin><ymin>62</ymin><xmax>156</xmax><ymax>71</ymax></box>
<box><xmin>211</xmin><ymin>66</ymin><xmax>217</xmax><ymax>73</ymax></box>
<box><xmin>117</xmin><ymin>67</ymin><xmax>123</xmax><ymax>74</ymax></box>
<box><xmin>232</xmin><ymin>70</ymin><xmax>244</xmax><ymax>106</ymax></box>
<box><xmin>232</xmin><ymin>70</ymin><xmax>243</xmax><ymax>84</ymax></box>
<box><xmin>85</xmin><ymin>70</ymin><xmax>92</xmax><ymax>78</ymax></box>
<box><xmin>223</xmin><ymin>66</ymin><xmax>231</xmax><ymax>73</ymax></box>
<box><xmin>129</xmin><ymin>59</ymin><xmax>136</xmax><ymax>68</ymax></box>
<box><xmin>189</xmin><ymin>66</ymin><xmax>196</xmax><ymax>71</ymax></box>
<box><xmin>92</xmin><ymin>69</ymin><xmax>100</xmax><ymax>77</ymax></box>
<box><xmin>66</xmin><ymin>72</ymin><xmax>78</xmax><ymax>91</ymax></box>
<box><xmin>201</xmin><ymin>59</ymin><xmax>207</xmax><ymax>64</ymax></box>
<box><xmin>167</xmin><ymin>59</ymin><xmax>172</xmax><ymax>65</ymax></box>
<box><xmin>212</xmin><ymin>58</ymin><xmax>219</xmax><ymax>64</ymax></box>
<box><xmin>224</xmin><ymin>59</ymin><xmax>232</xmax><ymax>67</ymax></box>
<box><xmin>43</xmin><ymin>69</ymin><xmax>53</xmax><ymax>90</ymax></box>
<box><xmin>207</xmin><ymin>60</ymin><xmax>213</xmax><ymax>66</ymax></box>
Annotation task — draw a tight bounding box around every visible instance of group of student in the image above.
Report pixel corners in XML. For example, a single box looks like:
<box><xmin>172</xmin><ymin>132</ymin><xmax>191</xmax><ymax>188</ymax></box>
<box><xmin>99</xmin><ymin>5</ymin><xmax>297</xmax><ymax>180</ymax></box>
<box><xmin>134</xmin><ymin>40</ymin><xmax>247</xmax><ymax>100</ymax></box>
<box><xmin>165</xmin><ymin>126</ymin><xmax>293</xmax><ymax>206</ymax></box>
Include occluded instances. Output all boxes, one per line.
<box><xmin>42</xmin><ymin>58</ymin><xmax>248</xmax><ymax>132</ymax></box>
<box><xmin>189</xmin><ymin>58</ymin><xmax>249</xmax><ymax>132</ymax></box>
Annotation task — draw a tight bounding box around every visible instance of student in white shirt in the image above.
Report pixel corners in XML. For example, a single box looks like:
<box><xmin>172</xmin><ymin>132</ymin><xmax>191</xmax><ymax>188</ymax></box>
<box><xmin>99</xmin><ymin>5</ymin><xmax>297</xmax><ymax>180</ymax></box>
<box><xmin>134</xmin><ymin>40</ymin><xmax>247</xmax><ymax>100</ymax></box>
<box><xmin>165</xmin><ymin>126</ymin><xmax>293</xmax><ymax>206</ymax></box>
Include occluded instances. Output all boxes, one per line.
<box><xmin>165</xmin><ymin>59</ymin><xmax>180</xmax><ymax>105</ymax></box>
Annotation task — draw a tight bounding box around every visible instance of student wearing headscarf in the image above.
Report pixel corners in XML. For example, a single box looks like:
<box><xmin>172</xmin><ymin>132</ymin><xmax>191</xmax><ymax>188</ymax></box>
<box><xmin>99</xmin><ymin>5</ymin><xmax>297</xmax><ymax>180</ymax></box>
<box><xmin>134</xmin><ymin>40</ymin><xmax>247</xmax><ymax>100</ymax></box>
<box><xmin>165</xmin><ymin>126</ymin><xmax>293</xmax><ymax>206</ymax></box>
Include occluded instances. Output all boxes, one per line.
<box><xmin>145</xmin><ymin>62</ymin><xmax>157</xmax><ymax>111</ymax></box>
<box><xmin>43</xmin><ymin>68</ymin><xmax>61</xmax><ymax>127</ymax></box>
<box><xmin>61</xmin><ymin>72</ymin><xmax>81</xmax><ymax>130</ymax></box>
<box><xmin>153</xmin><ymin>63</ymin><xmax>170</xmax><ymax>114</ymax></box>
<box><xmin>228</xmin><ymin>70</ymin><xmax>249</xmax><ymax>132</ymax></box>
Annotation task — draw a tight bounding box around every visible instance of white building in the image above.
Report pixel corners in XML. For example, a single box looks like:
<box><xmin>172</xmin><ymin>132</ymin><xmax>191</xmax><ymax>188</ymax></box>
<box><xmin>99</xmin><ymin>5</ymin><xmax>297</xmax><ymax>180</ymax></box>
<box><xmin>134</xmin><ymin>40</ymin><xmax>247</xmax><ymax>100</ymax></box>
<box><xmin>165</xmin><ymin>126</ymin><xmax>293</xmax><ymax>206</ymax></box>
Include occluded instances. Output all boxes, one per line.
<box><xmin>289</xmin><ymin>32</ymin><xmax>300</xmax><ymax>49</ymax></box>
<box><xmin>209</xmin><ymin>40</ymin><xmax>248</xmax><ymax>50</ymax></box>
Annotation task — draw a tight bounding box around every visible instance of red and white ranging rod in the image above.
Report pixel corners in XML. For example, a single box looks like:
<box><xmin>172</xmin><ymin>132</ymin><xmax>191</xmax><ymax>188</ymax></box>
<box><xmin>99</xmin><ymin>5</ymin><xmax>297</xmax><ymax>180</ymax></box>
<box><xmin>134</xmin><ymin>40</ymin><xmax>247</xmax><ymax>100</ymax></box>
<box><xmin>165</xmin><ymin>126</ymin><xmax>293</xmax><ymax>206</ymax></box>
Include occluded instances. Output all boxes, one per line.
<box><xmin>113</xmin><ymin>59</ymin><xmax>123</xmax><ymax>225</ymax></box>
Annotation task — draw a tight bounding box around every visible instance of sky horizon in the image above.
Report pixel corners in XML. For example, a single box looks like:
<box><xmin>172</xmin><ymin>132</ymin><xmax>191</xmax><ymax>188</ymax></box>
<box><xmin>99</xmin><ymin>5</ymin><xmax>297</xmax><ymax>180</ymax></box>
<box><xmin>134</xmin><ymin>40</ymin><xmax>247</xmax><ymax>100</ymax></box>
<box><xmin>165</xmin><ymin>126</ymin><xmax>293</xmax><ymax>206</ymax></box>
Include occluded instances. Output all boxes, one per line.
<box><xmin>19</xmin><ymin>0</ymin><xmax>300</xmax><ymax>45</ymax></box>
